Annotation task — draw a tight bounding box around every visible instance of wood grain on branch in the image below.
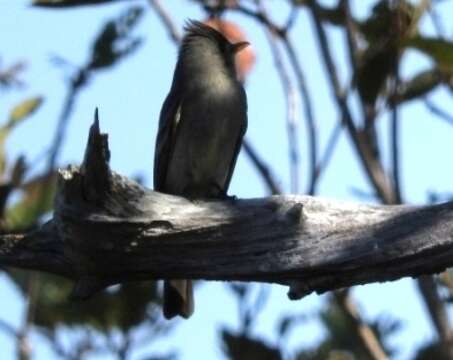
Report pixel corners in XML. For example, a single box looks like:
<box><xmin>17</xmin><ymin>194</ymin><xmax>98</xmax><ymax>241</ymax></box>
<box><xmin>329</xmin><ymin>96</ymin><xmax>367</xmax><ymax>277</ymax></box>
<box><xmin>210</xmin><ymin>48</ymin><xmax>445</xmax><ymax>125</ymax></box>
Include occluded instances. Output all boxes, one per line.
<box><xmin>0</xmin><ymin>117</ymin><xmax>452</xmax><ymax>301</ymax></box>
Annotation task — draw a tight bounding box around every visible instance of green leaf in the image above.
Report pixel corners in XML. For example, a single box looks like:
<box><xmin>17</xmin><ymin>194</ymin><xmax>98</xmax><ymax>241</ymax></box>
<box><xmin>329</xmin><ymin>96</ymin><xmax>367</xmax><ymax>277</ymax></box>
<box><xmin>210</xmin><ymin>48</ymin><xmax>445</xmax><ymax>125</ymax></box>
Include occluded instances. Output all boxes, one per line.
<box><xmin>4</xmin><ymin>171</ymin><xmax>57</xmax><ymax>230</ymax></box>
<box><xmin>8</xmin><ymin>96</ymin><xmax>43</xmax><ymax>127</ymax></box>
<box><xmin>357</xmin><ymin>43</ymin><xmax>398</xmax><ymax>106</ymax></box>
<box><xmin>88</xmin><ymin>6</ymin><xmax>143</xmax><ymax>70</ymax></box>
<box><xmin>0</xmin><ymin>97</ymin><xmax>43</xmax><ymax>177</ymax></box>
<box><xmin>414</xmin><ymin>340</ymin><xmax>449</xmax><ymax>360</ymax></box>
<box><xmin>6</xmin><ymin>271</ymin><xmax>163</xmax><ymax>333</ymax></box>
<box><xmin>405</xmin><ymin>36</ymin><xmax>453</xmax><ymax>72</ymax></box>
<box><xmin>359</xmin><ymin>1</ymin><xmax>418</xmax><ymax>44</ymax></box>
<box><xmin>33</xmin><ymin>279</ymin><xmax>160</xmax><ymax>331</ymax></box>
<box><xmin>397</xmin><ymin>69</ymin><xmax>442</xmax><ymax>103</ymax></box>
<box><xmin>222</xmin><ymin>329</ymin><xmax>283</xmax><ymax>360</ymax></box>
<box><xmin>32</xmin><ymin>0</ymin><xmax>130</xmax><ymax>7</ymax></box>
<box><xmin>316</xmin><ymin>4</ymin><xmax>345</xmax><ymax>27</ymax></box>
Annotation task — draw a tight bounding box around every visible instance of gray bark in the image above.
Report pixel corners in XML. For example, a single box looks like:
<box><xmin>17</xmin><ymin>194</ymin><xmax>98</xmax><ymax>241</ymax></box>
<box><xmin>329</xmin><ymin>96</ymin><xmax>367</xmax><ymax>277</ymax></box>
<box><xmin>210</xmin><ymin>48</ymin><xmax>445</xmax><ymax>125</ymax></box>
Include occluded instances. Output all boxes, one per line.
<box><xmin>1</xmin><ymin>117</ymin><xmax>452</xmax><ymax>300</ymax></box>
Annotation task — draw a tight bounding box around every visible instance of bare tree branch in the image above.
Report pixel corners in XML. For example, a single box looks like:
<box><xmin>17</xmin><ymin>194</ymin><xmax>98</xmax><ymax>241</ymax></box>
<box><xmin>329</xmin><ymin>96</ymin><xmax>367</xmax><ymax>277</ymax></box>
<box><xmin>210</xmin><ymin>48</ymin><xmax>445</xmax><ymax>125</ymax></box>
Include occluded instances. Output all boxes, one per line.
<box><xmin>390</xmin><ymin>63</ymin><xmax>402</xmax><ymax>204</ymax></box>
<box><xmin>314</xmin><ymin>120</ymin><xmax>343</xmax><ymax>184</ymax></box>
<box><xmin>281</xmin><ymin>37</ymin><xmax>317</xmax><ymax>195</ymax></box>
<box><xmin>242</xmin><ymin>139</ymin><xmax>282</xmax><ymax>195</ymax></box>
<box><xmin>428</xmin><ymin>3</ymin><xmax>447</xmax><ymax>38</ymax></box>
<box><xmin>307</xmin><ymin>0</ymin><xmax>396</xmax><ymax>204</ymax></box>
<box><xmin>424</xmin><ymin>98</ymin><xmax>453</xmax><ymax>126</ymax></box>
<box><xmin>148</xmin><ymin>0</ymin><xmax>182</xmax><ymax>43</ymax></box>
<box><xmin>2</xmin><ymin>119</ymin><xmax>453</xmax><ymax>304</ymax></box>
<box><xmin>258</xmin><ymin>13</ymin><xmax>301</xmax><ymax>193</ymax></box>
<box><xmin>0</xmin><ymin>319</ymin><xmax>17</xmax><ymax>337</ymax></box>
<box><xmin>235</xmin><ymin>2</ymin><xmax>319</xmax><ymax>195</ymax></box>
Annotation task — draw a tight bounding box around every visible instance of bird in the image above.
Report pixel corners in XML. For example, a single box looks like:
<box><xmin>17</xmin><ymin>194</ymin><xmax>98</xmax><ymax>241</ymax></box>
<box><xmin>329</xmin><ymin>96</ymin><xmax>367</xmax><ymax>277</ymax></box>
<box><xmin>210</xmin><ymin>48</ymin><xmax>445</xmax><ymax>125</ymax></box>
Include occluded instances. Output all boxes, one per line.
<box><xmin>153</xmin><ymin>20</ymin><xmax>249</xmax><ymax>319</ymax></box>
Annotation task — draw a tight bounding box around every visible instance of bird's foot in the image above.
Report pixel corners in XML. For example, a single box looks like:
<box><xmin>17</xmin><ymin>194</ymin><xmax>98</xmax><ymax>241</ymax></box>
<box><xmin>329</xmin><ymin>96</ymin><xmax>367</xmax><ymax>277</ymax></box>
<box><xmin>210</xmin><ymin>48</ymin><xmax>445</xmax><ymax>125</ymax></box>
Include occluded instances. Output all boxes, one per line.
<box><xmin>218</xmin><ymin>193</ymin><xmax>237</xmax><ymax>201</ymax></box>
<box><xmin>207</xmin><ymin>182</ymin><xmax>236</xmax><ymax>201</ymax></box>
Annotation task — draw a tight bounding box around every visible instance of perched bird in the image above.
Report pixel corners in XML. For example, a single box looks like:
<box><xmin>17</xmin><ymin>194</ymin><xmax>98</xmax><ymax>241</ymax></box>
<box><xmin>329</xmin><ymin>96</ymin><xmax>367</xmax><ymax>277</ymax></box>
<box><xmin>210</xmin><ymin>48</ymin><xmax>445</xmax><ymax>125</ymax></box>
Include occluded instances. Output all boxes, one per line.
<box><xmin>153</xmin><ymin>20</ymin><xmax>249</xmax><ymax>319</ymax></box>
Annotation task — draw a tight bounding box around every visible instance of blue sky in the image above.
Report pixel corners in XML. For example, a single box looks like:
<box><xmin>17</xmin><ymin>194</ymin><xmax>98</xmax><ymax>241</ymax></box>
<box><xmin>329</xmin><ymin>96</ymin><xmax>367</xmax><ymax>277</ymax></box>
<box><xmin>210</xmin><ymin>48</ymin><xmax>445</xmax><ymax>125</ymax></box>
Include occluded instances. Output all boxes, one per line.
<box><xmin>1</xmin><ymin>0</ymin><xmax>453</xmax><ymax>359</ymax></box>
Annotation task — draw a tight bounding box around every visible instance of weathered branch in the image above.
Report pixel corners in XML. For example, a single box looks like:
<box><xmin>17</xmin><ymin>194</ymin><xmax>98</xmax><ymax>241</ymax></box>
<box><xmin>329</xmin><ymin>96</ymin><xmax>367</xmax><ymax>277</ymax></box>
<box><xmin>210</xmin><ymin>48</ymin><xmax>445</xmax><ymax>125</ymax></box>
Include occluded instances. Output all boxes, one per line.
<box><xmin>1</xmin><ymin>118</ymin><xmax>453</xmax><ymax>301</ymax></box>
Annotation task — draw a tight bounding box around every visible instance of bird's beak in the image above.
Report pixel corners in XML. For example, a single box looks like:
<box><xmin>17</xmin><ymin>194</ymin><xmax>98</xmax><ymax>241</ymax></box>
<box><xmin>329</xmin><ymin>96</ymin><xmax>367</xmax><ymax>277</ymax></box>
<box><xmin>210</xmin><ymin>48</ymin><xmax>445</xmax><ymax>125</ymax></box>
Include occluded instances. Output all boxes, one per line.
<box><xmin>232</xmin><ymin>41</ymin><xmax>250</xmax><ymax>53</ymax></box>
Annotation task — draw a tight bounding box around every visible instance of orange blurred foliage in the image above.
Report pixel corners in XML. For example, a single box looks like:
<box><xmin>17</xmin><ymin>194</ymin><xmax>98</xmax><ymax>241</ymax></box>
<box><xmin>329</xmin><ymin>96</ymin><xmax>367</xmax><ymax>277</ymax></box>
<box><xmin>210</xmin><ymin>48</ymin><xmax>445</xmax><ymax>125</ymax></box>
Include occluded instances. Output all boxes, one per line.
<box><xmin>204</xmin><ymin>18</ymin><xmax>256</xmax><ymax>82</ymax></box>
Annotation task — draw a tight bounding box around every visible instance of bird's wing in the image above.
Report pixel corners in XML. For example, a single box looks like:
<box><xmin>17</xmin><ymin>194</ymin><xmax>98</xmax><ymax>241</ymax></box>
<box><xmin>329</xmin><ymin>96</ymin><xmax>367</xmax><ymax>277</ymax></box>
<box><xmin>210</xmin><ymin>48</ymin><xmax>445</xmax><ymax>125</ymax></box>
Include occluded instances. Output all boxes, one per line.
<box><xmin>223</xmin><ymin>88</ymin><xmax>248</xmax><ymax>192</ymax></box>
<box><xmin>153</xmin><ymin>87</ymin><xmax>182</xmax><ymax>191</ymax></box>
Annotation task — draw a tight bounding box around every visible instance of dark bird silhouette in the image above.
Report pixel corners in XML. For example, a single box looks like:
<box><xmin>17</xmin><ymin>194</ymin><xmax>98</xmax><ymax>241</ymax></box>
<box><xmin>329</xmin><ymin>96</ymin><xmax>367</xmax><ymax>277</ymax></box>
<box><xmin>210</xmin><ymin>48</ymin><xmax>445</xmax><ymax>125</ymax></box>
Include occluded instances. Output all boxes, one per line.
<box><xmin>153</xmin><ymin>20</ymin><xmax>249</xmax><ymax>319</ymax></box>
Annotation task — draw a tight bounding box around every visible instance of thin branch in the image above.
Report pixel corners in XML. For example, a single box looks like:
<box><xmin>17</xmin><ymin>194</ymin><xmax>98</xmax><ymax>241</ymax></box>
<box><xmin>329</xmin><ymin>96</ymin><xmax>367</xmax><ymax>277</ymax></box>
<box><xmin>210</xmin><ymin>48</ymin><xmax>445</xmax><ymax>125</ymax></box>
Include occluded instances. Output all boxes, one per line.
<box><xmin>281</xmin><ymin>37</ymin><xmax>317</xmax><ymax>195</ymax></box>
<box><xmin>0</xmin><ymin>319</ymin><xmax>31</xmax><ymax>360</ymax></box>
<box><xmin>0</xmin><ymin>319</ymin><xmax>17</xmax><ymax>337</ymax></box>
<box><xmin>235</xmin><ymin>2</ymin><xmax>319</xmax><ymax>195</ymax></box>
<box><xmin>247</xmin><ymin>0</ymin><xmax>300</xmax><ymax>193</ymax></box>
<box><xmin>428</xmin><ymin>3</ymin><xmax>446</xmax><ymax>38</ymax></box>
<box><xmin>313</xmin><ymin>119</ymin><xmax>343</xmax><ymax>183</ymax></box>
<box><xmin>46</xmin><ymin>72</ymin><xmax>86</xmax><ymax>172</ymax></box>
<box><xmin>424</xmin><ymin>98</ymin><xmax>453</xmax><ymax>126</ymax></box>
<box><xmin>260</xmin><ymin>23</ymin><xmax>300</xmax><ymax>193</ymax></box>
<box><xmin>148</xmin><ymin>0</ymin><xmax>182</xmax><ymax>43</ymax></box>
<box><xmin>284</xmin><ymin>5</ymin><xmax>298</xmax><ymax>32</ymax></box>
<box><xmin>340</xmin><ymin>0</ymin><xmax>375</xmax><ymax>148</ymax></box>
<box><xmin>242</xmin><ymin>139</ymin><xmax>282</xmax><ymax>195</ymax></box>
<box><xmin>18</xmin><ymin>275</ymin><xmax>40</xmax><ymax>360</ymax></box>
<box><xmin>334</xmin><ymin>292</ymin><xmax>388</xmax><ymax>360</ymax></box>
<box><xmin>245</xmin><ymin>284</ymin><xmax>271</xmax><ymax>333</ymax></box>
<box><xmin>307</xmin><ymin>0</ymin><xmax>395</xmax><ymax>204</ymax></box>
<box><xmin>390</xmin><ymin>62</ymin><xmax>402</xmax><ymax>204</ymax></box>
<box><xmin>232</xmin><ymin>3</ymin><xmax>281</xmax><ymax>34</ymax></box>
<box><xmin>0</xmin><ymin>61</ymin><xmax>26</xmax><ymax>89</ymax></box>
<box><xmin>340</xmin><ymin>0</ymin><xmax>360</xmax><ymax>77</ymax></box>
<box><xmin>418</xmin><ymin>276</ymin><xmax>453</xmax><ymax>358</ymax></box>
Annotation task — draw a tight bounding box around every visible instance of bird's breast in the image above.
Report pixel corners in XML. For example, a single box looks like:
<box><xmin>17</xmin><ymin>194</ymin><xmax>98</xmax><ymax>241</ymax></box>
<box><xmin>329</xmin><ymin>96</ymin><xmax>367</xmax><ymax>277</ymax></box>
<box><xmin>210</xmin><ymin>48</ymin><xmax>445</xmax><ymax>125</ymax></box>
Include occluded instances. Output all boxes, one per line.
<box><xmin>187</xmin><ymin>70</ymin><xmax>237</xmax><ymax>97</ymax></box>
<box><xmin>163</xmin><ymin>78</ymin><xmax>246</xmax><ymax>197</ymax></box>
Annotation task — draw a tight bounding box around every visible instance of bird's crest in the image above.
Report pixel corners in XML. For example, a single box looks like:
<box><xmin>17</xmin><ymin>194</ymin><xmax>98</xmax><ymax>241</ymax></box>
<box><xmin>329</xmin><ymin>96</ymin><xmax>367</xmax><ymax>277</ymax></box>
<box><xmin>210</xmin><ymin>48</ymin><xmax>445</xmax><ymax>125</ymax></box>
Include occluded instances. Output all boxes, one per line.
<box><xmin>183</xmin><ymin>20</ymin><xmax>229</xmax><ymax>46</ymax></box>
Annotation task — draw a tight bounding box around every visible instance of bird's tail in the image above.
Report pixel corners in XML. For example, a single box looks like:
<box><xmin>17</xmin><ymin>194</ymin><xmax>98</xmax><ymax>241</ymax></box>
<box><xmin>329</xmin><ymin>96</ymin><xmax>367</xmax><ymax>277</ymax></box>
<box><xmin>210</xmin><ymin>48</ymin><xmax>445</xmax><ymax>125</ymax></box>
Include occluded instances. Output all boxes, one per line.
<box><xmin>163</xmin><ymin>279</ymin><xmax>194</xmax><ymax>319</ymax></box>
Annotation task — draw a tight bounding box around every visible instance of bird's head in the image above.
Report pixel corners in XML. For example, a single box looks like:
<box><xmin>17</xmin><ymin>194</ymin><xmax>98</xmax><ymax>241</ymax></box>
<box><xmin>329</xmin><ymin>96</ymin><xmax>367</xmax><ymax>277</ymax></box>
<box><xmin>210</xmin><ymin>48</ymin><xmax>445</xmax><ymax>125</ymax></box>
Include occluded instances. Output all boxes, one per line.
<box><xmin>181</xmin><ymin>20</ymin><xmax>249</xmax><ymax>78</ymax></box>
